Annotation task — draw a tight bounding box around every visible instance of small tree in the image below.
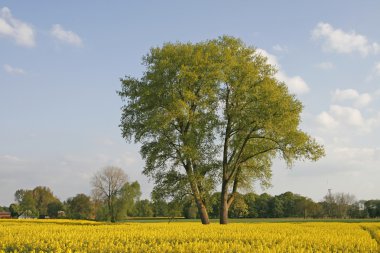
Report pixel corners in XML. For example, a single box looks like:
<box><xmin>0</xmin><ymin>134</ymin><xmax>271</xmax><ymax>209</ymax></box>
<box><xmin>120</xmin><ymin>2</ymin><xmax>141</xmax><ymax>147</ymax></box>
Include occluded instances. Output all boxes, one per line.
<box><xmin>91</xmin><ymin>166</ymin><xmax>127</xmax><ymax>222</ymax></box>
<box><xmin>66</xmin><ymin>194</ymin><xmax>93</xmax><ymax>220</ymax></box>
<box><xmin>116</xmin><ymin>181</ymin><xmax>141</xmax><ymax>219</ymax></box>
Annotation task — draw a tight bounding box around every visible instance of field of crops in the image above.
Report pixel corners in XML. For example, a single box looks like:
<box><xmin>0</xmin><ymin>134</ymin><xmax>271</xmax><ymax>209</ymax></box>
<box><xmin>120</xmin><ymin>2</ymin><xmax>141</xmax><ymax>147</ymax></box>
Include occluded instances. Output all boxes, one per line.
<box><xmin>0</xmin><ymin>219</ymin><xmax>379</xmax><ymax>252</ymax></box>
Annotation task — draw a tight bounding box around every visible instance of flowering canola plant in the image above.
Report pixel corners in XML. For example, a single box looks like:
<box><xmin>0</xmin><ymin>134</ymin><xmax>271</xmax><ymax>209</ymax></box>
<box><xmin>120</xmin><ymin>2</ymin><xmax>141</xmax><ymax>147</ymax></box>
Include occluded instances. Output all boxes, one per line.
<box><xmin>0</xmin><ymin>219</ymin><xmax>379</xmax><ymax>252</ymax></box>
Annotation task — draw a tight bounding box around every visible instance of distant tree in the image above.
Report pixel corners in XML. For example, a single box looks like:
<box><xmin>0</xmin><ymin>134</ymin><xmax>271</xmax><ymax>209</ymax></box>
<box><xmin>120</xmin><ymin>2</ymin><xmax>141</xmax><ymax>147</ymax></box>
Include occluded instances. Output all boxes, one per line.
<box><xmin>9</xmin><ymin>204</ymin><xmax>20</xmax><ymax>217</ymax></box>
<box><xmin>15</xmin><ymin>189</ymin><xmax>37</xmax><ymax>217</ymax></box>
<box><xmin>91</xmin><ymin>166</ymin><xmax>128</xmax><ymax>222</ymax></box>
<box><xmin>293</xmin><ymin>196</ymin><xmax>316</xmax><ymax>218</ymax></box>
<box><xmin>134</xmin><ymin>199</ymin><xmax>154</xmax><ymax>217</ymax></box>
<box><xmin>14</xmin><ymin>189</ymin><xmax>27</xmax><ymax>203</ymax></box>
<box><xmin>229</xmin><ymin>193</ymin><xmax>248</xmax><ymax>218</ymax></box>
<box><xmin>243</xmin><ymin>193</ymin><xmax>258</xmax><ymax>218</ymax></box>
<box><xmin>322</xmin><ymin>191</ymin><xmax>356</xmax><ymax>218</ymax></box>
<box><xmin>209</xmin><ymin>192</ymin><xmax>221</xmax><ymax>218</ymax></box>
<box><xmin>309</xmin><ymin>201</ymin><xmax>324</xmax><ymax>218</ymax></box>
<box><xmin>32</xmin><ymin>186</ymin><xmax>59</xmax><ymax>216</ymax></box>
<box><xmin>116</xmin><ymin>181</ymin><xmax>141</xmax><ymax>219</ymax></box>
<box><xmin>364</xmin><ymin>200</ymin><xmax>380</xmax><ymax>218</ymax></box>
<box><xmin>348</xmin><ymin>200</ymin><xmax>367</xmax><ymax>218</ymax></box>
<box><xmin>66</xmin><ymin>194</ymin><xmax>93</xmax><ymax>220</ymax></box>
<box><xmin>167</xmin><ymin>200</ymin><xmax>183</xmax><ymax>219</ymax></box>
<box><xmin>268</xmin><ymin>196</ymin><xmax>284</xmax><ymax>218</ymax></box>
<box><xmin>47</xmin><ymin>201</ymin><xmax>64</xmax><ymax>218</ymax></box>
<box><xmin>255</xmin><ymin>193</ymin><xmax>272</xmax><ymax>218</ymax></box>
<box><xmin>181</xmin><ymin>196</ymin><xmax>199</xmax><ymax>219</ymax></box>
<box><xmin>151</xmin><ymin>199</ymin><xmax>169</xmax><ymax>217</ymax></box>
<box><xmin>14</xmin><ymin>186</ymin><xmax>59</xmax><ymax>217</ymax></box>
<box><xmin>335</xmin><ymin>193</ymin><xmax>356</xmax><ymax>218</ymax></box>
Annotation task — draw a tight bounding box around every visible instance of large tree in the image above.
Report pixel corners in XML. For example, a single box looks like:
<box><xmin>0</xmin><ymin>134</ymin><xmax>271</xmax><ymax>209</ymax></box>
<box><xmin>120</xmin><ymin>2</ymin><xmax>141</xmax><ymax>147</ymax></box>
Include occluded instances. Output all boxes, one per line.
<box><xmin>119</xmin><ymin>36</ymin><xmax>324</xmax><ymax>224</ymax></box>
<box><xmin>119</xmin><ymin>40</ymin><xmax>221</xmax><ymax>224</ymax></box>
<box><xmin>215</xmin><ymin>37</ymin><xmax>324</xmax><ymax>223</ymax></box>
<box><xmin>91</xmin><ymin>166</ymin><xmax>127</xmax><ymax>222</ymax></box>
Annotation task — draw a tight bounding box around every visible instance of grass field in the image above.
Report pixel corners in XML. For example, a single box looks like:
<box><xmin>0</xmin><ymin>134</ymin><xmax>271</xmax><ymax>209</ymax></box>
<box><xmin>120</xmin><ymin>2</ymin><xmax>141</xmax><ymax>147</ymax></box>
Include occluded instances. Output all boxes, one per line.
<box><xmin>0</xmin><ymin>219</ymin><xmax>379</xmax><ymax>252</ymax></box>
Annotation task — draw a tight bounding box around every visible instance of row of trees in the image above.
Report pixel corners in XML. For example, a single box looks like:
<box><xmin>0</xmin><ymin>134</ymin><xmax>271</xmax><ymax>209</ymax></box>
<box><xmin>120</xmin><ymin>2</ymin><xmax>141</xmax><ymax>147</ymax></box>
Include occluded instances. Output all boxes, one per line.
<box><xmin>7</xmin><ymin>183</ymin><xmax>141</xmax><ymax>220</ymax></box>
<box><xmin>4</xmin><ymin>179</ymin><xmax>380</xmax><ymax>220</ymax></box>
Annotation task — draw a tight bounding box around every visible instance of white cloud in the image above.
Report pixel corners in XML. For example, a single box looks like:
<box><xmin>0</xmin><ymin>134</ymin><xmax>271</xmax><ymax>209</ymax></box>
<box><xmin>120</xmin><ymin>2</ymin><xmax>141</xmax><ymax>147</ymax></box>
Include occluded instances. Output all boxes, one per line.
<box><xmin>50</xmin><ymin>24</ymin><xmax>82</xmax><ymax>47</ymax></box>
<box><xmin>256</xmin><ymin>48</ymin><xmax>310</xmax><ymax>94</ymax></box>
<box><xmin>330</xmin><ymin>105</ymin><xmax>364</xmax><ymax>126</ymax></box>
<box><xmin>332</xmin><ymin>89</ymin><xmax>372</xmax><ymax>108</ymax></box>
<box><xmin>0</xmin><ymin>7</ymin><xmax>35</xmax><ymax>47</ymax></box>
<box><xmin>276</xmin><ymin>72</ymin><xmax>310</xmax><ymax>94</ymax></box>
<box><xmin>316</xmin><ymin>105</ymin><xmax>367</xmax><ymax>132</ymax></box>
<box><xmin>3</xmin><ymin>64</ymin><xmax>25</xmax><ymax>75</ymax></box>
<box><xmin>312</xmin><ymin>22</ymin><xmax>380</xmax><ymax>56</ymax></box>
<box><xmin>316</xmin><ymin>112</ymin><xmax>338</xmax><ymax>129</ymax></box>
<box><xmin>316</xmin><ymin>61</ymin><xmax>334</xmax><ymax>70</ymax></box>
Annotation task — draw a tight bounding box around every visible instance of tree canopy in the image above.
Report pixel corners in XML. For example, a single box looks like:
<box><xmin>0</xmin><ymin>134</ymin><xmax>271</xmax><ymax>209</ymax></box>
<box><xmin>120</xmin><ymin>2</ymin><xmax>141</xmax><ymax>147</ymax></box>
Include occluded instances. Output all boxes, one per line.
<box><xmin>119</xmin><ymin>36</ymin><xmax>324</xmax><ymax>224</ymax></box>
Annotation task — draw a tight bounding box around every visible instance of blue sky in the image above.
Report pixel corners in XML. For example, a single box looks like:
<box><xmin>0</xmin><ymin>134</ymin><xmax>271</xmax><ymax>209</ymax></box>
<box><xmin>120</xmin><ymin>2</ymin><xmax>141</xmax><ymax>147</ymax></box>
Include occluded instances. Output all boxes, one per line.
<box><xmin>1</xmin><ymin>1</ymin><xmax>380</xmax><ymax>205</ymax></box>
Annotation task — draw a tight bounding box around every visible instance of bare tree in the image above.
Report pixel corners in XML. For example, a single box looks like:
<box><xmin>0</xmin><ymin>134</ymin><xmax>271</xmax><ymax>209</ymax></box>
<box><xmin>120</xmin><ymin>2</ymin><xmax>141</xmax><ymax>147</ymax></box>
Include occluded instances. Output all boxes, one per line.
<box><xmin>91</xmin><ymin>166</ymin><xmax>127</xmax><ymax>222</ymax></box>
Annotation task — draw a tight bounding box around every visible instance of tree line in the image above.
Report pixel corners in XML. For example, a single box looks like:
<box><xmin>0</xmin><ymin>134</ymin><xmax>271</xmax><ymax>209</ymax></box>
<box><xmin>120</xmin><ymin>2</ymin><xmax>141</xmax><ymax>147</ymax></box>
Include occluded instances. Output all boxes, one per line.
<box><xmin>2</xmin><ymin>167</ymin><xmax>380</xmax><ymax>220</ymax></box>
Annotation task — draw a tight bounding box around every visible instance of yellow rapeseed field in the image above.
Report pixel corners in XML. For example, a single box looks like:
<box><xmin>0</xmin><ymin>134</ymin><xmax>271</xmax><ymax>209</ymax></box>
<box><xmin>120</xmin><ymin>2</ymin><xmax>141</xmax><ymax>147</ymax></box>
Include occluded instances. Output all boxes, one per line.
<box><xmin>0</xmin><ymin>219</ymin><xmax>379</xmax><ymax>252</ymax></box>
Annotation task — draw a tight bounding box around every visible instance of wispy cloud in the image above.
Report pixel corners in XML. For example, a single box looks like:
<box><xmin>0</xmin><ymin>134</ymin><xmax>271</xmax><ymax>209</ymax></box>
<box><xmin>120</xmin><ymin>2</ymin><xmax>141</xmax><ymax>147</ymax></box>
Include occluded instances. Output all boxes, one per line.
<box><xmin>312</xmin><ymin>22</ymin><xmax>380</xmax><ymax>56</ymax></box>
<box><xmin>50</xmin><ymin>24</ymin><xmax>83</xmax><ymax>47</ymax></box>
<box><xmin>332</xmin><ymin>89</ymin><xmax>371</xmax><ymax>108</ymax></box>
<box><xmin>256</xmin><ymin>48</ymin><xmax>310</xmax><ymax>94</ymax></box>
<box><xmin>3</xmin><ymin>64</ymin><xmax>25</xmax><ymax>75</ymax></box>
<box><xmin>0</xmin><ymin>7</ymin><xmax>35</xmax><ymax>47</ymax></box>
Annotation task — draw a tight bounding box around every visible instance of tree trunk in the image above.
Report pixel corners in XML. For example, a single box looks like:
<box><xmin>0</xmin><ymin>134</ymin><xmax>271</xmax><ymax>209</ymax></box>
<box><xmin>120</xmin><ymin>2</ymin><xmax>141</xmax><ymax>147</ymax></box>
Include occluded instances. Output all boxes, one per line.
<box><xmin>219</xmin><ymin>181</ymin><xmax>229</xmax><ymax>224</ymax></box>
<box><xmin>195</xmin><ymin>198</ymin><xmax>210</xmax><ymax>224</ymax></box>
<box><xmin>188</xmin><ymin>174</ymin><xmax>210</xmax><ymax>224</ymax></box>
<box><xmin>108</xmin><ymin>197</ymin><xmax>115</xmax><ymax>223</ymax></box>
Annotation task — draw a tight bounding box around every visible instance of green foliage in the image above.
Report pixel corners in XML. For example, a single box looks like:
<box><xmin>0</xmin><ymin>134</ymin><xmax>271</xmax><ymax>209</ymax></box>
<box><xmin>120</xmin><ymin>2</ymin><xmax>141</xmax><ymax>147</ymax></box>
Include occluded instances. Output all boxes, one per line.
<box><xmin>134</xmin><ymin>199</ymin><xmax>154</xmax><ymax>217</ymax></box>
<box><xmin>151</xmin><ymin>199</ymin><xmax>169</xmax><ymax>217</ymax></box>
<box><xmin>365</xmin><ymin>200</ymin><xmax>380</xmax><ymax>218</ymax></box>
<box><xmin>116</xmin><ymin>181</ymin><xmax>142</xmax><ymax>219</ymax></box>
<box><xmin>9</xmin><ymin>204</ymin><xmax>20</xmax><ymax>217</ymax></box>
<box><xmin>14</xmin><ymin>186</ymin><xmax>59</xmax><ymax>217</ymax></box>
<box><xmin>47</xmin><ymin>201</ymin><xmax>64</xmax><ymax>218</ymax></box>
<box><xmin>229</xmin><ymin>193</ymin><xmax>248</xmax><ymax>218</ymax></box>
<box><xmin>66</xmin><ymin>194</ymin><xmax>93</xmax><ymax>220</ymax></box>
<box><xmin>119</xmin><ymin>36</ymin><xmax>325</xmax><ymax>224</ymax></box>
<box><xmin>243</xmin><ymin>193</ymin><xmax>258</xmax><ymax>218</ymax></box>
<box><xmin>32</xmin><ymin>186</ymin><xmax>59</xmax><ymax>216</ymax></box>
